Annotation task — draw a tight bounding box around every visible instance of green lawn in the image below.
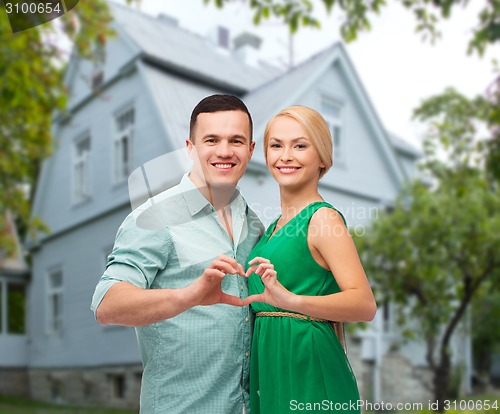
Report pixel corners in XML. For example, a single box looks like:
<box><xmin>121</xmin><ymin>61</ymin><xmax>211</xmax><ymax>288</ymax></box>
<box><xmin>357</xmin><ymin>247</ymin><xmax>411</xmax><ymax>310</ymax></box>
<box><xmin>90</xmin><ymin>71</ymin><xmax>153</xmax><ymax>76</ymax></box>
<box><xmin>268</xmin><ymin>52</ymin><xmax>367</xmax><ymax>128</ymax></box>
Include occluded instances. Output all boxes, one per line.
<box><xmin>0</xmin><ymin>397</ymin><xmax>136</xmax><ymax>414</ymax></box>
<box><xmin>1</xmin><ymin>394</ymin><xmax>498</xmax><ymax>414</ymax></box>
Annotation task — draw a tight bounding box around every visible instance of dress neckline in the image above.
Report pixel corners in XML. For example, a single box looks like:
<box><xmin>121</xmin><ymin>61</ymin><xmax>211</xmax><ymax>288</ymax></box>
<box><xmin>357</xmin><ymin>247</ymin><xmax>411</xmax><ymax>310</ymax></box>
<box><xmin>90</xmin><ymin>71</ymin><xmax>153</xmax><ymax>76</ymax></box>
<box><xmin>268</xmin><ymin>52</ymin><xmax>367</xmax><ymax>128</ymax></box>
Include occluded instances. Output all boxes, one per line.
<box><xmin>265</xmin><ymin>201</ymin><xmax>327</xmax><ymax>243</ymax></box>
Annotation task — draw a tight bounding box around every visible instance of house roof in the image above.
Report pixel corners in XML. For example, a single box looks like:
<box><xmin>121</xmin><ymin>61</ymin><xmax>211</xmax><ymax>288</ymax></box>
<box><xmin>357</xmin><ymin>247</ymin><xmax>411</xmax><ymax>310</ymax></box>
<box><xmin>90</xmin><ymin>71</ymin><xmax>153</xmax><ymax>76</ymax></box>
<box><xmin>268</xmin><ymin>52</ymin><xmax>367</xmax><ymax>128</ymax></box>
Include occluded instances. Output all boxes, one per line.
<box><xmin>138</xmin><ymin>61</ymin><xmax>220</xmax><ymax>149</ymax></box>
<box><xmin>244</xmin><ymin>43</ymin><xmax>420</xmax><ymax>184</ymax></box>
<box><xmin>244</xmin><ymin>44</ymin><xmax>339</xmax><ymax>144</ymax></box>
<box><xmin>109</xmin><ymin>2</ymin><xmax>281</xmax><ymax>93</ymax></box>
<box><xmin>388</xmin><ymin>132</ymin><xmax>422</xmax><ymax>157</ymax></box>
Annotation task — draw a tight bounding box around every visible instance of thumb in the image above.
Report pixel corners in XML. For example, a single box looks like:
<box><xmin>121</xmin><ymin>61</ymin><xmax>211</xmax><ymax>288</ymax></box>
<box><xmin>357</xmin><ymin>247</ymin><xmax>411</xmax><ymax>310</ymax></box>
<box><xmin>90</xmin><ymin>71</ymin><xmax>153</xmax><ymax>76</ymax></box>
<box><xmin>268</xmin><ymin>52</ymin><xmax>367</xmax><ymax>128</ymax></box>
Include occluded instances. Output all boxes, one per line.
<box><xmin>243</xmin><ymin>293</ymin><xmax>265</xmax><ymax>306</ymax></box>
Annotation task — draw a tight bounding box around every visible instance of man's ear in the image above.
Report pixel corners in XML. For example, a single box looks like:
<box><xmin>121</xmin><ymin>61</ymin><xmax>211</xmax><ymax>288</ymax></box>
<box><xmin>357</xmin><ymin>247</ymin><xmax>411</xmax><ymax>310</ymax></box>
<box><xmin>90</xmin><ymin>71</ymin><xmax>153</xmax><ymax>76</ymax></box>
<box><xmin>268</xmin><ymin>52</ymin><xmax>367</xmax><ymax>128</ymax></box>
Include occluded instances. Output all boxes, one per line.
<box><xmin>249</xmin><ymin>140</ymin><xmax>256</xmax><ymax>157</ymax></box>
<box><xmin>186</xmin><ymin>139</ymin><xmax>194</xmax><ymax>159</ymax></box>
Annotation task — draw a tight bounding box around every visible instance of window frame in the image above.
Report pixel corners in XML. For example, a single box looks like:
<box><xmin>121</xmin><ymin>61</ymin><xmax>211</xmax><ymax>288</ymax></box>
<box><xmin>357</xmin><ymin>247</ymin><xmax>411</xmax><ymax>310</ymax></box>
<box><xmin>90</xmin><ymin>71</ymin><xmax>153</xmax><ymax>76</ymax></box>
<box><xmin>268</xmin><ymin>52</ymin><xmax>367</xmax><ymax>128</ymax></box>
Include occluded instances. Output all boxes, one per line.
<box><xmin>72</xmin><ymin>133</ymin><xmax>92</xmax><ymax>204</ymax></box>
<box><xmin>321</xmin><ymin>96</ymin><xmax>346</xmax><ymax>167</ymax></box>
<box><xmin>112</xmin><ymin>105</ymin><xmax>135</xmax><ymax>185</ymax></box>
<box><xmin>46</xmin><ymin>266</ymin><xmax>64</xmax><ymax>336</ymax></box>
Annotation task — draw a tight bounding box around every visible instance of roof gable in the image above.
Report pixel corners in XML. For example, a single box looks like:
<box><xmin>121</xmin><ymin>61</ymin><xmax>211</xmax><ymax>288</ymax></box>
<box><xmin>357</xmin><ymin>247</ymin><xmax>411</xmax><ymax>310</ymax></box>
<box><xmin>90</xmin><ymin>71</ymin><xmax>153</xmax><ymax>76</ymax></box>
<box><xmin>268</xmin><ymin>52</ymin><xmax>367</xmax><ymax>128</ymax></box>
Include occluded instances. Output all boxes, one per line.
<box><xmin>244</xmin><ymin>43</ymin><xmax>411</xmax><ymax>186</ymax></box>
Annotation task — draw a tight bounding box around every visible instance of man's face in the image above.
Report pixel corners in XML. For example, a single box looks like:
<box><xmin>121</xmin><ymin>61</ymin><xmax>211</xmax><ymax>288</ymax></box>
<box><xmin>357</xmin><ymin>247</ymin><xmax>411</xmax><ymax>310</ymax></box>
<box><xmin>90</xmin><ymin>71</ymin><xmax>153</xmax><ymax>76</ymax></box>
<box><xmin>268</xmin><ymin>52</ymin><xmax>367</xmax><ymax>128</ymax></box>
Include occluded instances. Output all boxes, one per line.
<box><xmin>186</xmin><ymin>110</ymin><xmax>255</xmax><ymax>190</ymax></box>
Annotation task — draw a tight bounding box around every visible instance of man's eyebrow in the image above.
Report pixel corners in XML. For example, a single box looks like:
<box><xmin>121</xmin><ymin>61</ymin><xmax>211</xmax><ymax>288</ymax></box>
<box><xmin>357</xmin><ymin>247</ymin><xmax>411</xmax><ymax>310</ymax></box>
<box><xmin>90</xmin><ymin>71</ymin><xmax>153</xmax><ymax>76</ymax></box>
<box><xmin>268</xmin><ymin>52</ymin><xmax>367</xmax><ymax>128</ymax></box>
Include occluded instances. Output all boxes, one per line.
<box><xmin>230</xmin><ymin>134</ymin><xmax>248</xmax><ymax>141</ymax></box>
<box><xmin>201</xmin><ymin>134</ymin><xmax>248</xmax><ymax>141</ymax></box>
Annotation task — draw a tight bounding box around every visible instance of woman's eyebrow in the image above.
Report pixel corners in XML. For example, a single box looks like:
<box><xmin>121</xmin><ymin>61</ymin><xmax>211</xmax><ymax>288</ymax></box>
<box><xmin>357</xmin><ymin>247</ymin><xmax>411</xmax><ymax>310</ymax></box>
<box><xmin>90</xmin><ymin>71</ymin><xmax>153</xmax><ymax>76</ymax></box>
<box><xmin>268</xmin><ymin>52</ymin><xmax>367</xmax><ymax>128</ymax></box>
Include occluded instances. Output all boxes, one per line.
<box><xmin>269</xmin><ymin>137</ymin><xmax>308</xmax><ymax>142</ymax></box>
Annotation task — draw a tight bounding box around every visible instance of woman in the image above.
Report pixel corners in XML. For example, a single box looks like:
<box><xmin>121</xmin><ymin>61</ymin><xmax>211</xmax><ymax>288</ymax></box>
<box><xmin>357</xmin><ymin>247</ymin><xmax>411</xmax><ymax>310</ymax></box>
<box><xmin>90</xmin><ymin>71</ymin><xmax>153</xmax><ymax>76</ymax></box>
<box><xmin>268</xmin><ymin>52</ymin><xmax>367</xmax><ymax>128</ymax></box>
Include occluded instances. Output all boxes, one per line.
<box><xmin>244</xmin><ymin>106</ymin><xmax>377</xmax><ymax>414</ymax></box>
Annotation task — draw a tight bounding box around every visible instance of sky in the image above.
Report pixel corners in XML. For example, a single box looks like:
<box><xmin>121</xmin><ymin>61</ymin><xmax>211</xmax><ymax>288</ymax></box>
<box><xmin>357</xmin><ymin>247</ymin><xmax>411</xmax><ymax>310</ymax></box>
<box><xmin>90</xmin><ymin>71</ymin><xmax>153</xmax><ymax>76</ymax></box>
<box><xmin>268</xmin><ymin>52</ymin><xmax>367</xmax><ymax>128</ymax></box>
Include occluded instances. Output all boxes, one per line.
<box><xmin>115</xmin><ymin>0</ymin><xmax>495</xmax><ymax>149</ymax></box>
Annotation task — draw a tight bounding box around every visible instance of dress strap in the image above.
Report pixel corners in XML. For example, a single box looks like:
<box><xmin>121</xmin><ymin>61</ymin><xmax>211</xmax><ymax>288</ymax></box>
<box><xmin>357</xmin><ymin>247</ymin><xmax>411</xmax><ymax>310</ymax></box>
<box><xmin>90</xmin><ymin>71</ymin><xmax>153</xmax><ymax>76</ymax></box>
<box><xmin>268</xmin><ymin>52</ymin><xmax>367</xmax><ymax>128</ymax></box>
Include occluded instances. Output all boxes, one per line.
<box><xmin>307</xmin><ymin>202</ymin><xmax>347</xmax><ymax>226</ymax></box>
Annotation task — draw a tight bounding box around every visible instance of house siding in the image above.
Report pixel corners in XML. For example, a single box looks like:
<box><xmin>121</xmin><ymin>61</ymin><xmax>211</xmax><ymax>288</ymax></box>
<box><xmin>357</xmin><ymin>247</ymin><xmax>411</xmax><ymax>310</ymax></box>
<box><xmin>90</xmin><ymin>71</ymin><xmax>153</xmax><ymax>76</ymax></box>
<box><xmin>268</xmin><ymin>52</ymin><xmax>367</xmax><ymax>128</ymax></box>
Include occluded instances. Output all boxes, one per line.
<box><xmin>35</xmin><ymin>72</ymin><xmax>172</xmax><ymax>238</ymax></box>
<box><xmin>28</xmin><ymin>206</ymin><xmax>139</xmax><ymax>368</ymax></box>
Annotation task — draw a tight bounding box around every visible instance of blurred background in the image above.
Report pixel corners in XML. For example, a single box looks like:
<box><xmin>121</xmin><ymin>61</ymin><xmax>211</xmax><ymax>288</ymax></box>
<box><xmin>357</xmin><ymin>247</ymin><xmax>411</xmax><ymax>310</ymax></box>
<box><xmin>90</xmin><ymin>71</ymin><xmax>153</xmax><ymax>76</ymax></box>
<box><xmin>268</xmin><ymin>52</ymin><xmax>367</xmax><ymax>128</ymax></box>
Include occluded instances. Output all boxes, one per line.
<box><xmin>0</xmin><ymin>0</ymin><xmax>499</xmax><ymax>412</ymax></box>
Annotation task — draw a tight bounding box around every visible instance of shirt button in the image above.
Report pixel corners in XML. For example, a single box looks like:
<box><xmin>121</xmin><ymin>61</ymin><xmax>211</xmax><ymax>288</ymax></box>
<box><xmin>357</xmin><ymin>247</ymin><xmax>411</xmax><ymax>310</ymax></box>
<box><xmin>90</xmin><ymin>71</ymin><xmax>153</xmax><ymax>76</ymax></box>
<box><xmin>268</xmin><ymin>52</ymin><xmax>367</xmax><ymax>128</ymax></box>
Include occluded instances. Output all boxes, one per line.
<box><xmin>245</xmin><ymin>352</ymin><xmax>249</xmax><ymax>358</ymax></box>
<box><xmin>240</xmin><ymin>286</ymin><xmax>244</xmax><ymax>291</ymax></box>
<box><xmin>245</xmin><ymin>317</ymin><xmax>249</xmax><ymax>323</ymax></box>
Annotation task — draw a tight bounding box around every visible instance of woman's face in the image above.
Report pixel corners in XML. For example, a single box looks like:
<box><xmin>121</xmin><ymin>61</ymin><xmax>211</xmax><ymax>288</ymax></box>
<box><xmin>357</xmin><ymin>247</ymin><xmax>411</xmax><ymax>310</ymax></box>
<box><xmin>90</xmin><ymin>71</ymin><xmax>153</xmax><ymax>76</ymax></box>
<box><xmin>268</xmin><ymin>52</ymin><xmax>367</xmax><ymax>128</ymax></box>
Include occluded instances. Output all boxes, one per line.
<box><xmin>266</xmin><ymin>116</ymin><xmax>325</xmax><ymax>189</ymax></box>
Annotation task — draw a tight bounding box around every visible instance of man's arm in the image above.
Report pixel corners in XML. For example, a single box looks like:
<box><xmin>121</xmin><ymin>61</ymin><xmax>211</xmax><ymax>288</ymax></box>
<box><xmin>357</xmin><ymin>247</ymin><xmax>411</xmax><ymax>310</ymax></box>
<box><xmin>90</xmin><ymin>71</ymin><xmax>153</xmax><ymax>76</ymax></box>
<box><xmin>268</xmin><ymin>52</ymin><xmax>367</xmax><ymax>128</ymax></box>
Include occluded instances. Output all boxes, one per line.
<box><xmin>96</xmin><ymin>255</ymin><xmax>245</xmax><ymax>327</ymax></box>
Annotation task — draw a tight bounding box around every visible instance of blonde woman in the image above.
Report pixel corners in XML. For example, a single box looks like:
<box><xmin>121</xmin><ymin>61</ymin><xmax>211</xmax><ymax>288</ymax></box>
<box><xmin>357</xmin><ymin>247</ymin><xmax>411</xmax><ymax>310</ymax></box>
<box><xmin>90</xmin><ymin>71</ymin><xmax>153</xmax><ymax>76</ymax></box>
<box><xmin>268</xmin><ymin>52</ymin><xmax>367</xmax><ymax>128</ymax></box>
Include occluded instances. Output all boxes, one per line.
<box><xmin>245</xmin><ymin>106</ymin><xmax>376</xmax><ymax>414</ymax></box>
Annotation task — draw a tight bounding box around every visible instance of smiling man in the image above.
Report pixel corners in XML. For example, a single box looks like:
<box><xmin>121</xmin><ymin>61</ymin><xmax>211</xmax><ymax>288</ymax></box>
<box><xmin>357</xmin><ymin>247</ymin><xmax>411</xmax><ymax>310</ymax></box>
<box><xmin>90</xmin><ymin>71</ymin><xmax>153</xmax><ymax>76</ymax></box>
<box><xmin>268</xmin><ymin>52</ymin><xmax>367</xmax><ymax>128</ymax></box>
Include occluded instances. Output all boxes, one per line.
<box><xmin>91</xmin><ymin>95</ymin><xmax>263</xmax><ymax>414</ymax></box>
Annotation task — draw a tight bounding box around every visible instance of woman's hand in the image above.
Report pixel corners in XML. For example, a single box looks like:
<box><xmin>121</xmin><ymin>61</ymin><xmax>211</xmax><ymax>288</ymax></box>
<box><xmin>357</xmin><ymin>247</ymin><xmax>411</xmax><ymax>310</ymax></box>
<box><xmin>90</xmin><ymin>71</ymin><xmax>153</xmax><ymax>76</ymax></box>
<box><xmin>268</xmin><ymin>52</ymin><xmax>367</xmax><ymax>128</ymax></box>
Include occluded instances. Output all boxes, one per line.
<box><xmin>243</xmin><ymin>257</ymin><xmax>297</xmax><ymax>309</ymax></box>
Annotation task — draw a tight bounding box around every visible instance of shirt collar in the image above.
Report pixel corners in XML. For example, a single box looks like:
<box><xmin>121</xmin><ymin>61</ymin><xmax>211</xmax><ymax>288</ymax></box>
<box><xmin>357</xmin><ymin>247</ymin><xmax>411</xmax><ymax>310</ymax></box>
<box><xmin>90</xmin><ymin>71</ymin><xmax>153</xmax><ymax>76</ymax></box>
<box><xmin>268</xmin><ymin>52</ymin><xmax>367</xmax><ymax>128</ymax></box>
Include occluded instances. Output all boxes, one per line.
<box><xmin>179</xmin><ymin>173</ymin><xmax>246</xmax><ymax>217</ymax></box>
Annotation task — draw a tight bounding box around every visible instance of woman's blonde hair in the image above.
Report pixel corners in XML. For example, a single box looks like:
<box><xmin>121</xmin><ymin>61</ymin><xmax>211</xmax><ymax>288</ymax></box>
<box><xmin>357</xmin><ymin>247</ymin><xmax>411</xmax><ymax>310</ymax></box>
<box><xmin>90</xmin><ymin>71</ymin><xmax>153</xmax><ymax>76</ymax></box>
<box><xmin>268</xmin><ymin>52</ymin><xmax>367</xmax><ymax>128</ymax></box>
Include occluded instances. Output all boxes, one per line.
<box><xmin>263</xmin><ymin>105</ymin><xmax>333</xmax><ymax>179</ymax></box>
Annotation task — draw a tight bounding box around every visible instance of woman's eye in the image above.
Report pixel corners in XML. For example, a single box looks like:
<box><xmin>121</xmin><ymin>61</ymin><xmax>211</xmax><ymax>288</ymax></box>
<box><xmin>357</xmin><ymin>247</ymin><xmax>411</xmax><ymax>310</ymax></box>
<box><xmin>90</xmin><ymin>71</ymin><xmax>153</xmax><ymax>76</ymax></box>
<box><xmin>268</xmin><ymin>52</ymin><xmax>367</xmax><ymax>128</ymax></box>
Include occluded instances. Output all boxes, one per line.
<box><xmin>270</xmin><ymin>144</ymin><xmax>281</xmax><ymax>148</ymax></box>
<box><xmin>295</xmin><ymin>144</ymin><xmax>307</xmax><ymax>149</ymax></box>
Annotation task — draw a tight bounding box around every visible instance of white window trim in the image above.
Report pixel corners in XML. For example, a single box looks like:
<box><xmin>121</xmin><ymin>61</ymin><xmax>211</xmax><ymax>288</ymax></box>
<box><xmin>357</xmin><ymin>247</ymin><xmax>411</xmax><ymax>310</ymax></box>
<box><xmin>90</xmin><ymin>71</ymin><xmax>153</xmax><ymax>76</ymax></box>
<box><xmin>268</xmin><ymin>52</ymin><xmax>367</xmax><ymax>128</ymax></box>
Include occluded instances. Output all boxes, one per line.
<box><xmin>321</xmin><ymin>97</ymin><xmax>346</xmax><ymax>167</ymax></box>
<box><xmin>112</xmin><ymin>105</ymin><xmax>135</xmax><ymax>185</ymax></box>
<box><xmin>46</xmin><ymin>266</ymin><xmax>64</xmax><ymax>337</ymax></box>
<box><xmin>72</xmin><ymin>133</ymin><xmax>91</xmax><ymax>204</ymax></box>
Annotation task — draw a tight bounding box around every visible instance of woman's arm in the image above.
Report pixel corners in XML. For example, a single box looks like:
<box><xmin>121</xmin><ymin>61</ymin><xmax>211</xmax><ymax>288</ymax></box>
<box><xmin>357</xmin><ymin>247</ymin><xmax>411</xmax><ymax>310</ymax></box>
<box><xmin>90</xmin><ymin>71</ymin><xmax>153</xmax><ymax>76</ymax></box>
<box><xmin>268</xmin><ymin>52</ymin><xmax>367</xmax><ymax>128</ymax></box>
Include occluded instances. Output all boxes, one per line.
<box><xmin>244</xmin><ymin>208</ymin><xmax>376</xmax><ymax>322</ymax></box>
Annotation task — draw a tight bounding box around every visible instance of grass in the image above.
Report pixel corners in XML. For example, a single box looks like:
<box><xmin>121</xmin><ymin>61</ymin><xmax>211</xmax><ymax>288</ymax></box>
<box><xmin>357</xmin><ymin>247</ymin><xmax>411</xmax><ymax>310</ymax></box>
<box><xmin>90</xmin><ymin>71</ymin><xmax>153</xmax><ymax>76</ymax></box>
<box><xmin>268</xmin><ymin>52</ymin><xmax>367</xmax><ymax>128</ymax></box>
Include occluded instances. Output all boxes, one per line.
<box><xmin>0</xmin><ymin>396</ymin><xmax>136</xmax><ymax>414</ymax></box>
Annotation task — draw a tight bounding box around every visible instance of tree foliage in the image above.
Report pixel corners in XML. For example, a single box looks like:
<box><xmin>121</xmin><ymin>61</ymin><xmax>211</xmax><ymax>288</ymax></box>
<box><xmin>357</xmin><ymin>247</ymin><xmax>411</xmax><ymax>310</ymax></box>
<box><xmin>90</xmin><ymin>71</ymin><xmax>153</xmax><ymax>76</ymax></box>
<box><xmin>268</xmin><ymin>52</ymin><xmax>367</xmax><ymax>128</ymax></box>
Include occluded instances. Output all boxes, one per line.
<box><xmin>0</xmin><ymin>2</ymin><xmax>113</xmax><ymax>253</ymax></box>
<box><xmin>471</xmin><ymin>288</ymin><xmax>500</xmax><ymax>385</ymax></box>
<box><xmin>205</xmin><ymin>0</ymin><xmax>498</xmax><ymax>55</ymax></box>
<box><xmin>355</xmin><ymin>88</ymin><xmax>500</xmax><ymax>408</ymax></box>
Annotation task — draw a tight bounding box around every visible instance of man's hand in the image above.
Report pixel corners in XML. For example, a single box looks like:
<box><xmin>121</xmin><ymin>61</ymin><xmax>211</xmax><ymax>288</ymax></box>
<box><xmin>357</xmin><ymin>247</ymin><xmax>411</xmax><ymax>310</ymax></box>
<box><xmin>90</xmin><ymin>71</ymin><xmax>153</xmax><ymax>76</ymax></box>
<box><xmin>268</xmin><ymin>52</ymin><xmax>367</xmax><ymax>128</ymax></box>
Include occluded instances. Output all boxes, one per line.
<box><xmin>182</xmin><ymin>255</ymin><xmax>246</xmax><ymax>307</ymax></box>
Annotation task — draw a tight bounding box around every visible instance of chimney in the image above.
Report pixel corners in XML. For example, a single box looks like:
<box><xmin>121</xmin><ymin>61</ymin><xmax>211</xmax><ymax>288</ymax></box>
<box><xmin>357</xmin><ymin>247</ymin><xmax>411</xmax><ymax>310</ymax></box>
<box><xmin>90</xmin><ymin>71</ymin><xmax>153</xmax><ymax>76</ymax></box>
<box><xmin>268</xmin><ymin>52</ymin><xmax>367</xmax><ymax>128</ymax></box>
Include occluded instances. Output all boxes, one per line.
<box><xmin>233</xmin><ymin>32</ymin><xmax>262</xmax><ymax>67</ymax></box>
<box><xmin>207</xmin><ymin>26</ymin><xmax>231</xmax><ymax>51</ymax></box>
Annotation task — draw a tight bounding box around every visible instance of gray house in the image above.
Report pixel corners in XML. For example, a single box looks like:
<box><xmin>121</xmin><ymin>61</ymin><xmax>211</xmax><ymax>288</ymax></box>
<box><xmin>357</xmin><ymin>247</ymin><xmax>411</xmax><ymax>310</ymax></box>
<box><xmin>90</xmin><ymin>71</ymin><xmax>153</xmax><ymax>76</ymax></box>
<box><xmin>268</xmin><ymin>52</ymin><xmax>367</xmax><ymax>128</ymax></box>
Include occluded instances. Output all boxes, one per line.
<box><xmin>1</xmin><ymin>1</ymin><xmax>471</xmax><ymax>409</ymax></box>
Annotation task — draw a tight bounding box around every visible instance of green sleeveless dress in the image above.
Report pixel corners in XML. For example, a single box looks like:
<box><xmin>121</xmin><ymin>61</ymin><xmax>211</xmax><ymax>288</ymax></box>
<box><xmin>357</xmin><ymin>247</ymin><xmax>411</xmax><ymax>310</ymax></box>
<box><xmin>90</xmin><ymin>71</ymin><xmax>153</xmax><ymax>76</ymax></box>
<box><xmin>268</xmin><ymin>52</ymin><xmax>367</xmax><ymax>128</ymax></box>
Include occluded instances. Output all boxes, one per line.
<box><xmin>247</xmin><ymin>202</ymin><xmax>360</xmax><ymax>414</ymax></box>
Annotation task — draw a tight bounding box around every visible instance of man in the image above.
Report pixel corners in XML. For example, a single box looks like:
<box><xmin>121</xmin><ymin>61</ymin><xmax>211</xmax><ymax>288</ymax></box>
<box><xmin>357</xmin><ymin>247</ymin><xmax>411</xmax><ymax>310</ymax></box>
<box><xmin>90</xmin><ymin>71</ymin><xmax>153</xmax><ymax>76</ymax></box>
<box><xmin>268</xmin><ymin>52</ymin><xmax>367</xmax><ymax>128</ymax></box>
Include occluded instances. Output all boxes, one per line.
<box><xmin>91</xmin><ymin>95</ymin><xmax>263</xmax><ymax>413</ymax></box>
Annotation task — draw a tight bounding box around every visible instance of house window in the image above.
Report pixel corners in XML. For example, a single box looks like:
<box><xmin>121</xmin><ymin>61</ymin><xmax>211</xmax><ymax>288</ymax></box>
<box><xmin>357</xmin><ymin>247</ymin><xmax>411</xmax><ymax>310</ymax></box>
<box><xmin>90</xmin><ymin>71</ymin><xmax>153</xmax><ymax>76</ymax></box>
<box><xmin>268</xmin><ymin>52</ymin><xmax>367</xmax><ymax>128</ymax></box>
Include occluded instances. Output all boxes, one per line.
<box><xmin>113</xmin><ymin>107</ymin><xmax>135</xmax><ymax>184</ymax></box>
<box><xmin>7</xmin><ymin>283</ymin><xmax>25</xmax><ymax>334</ymax></box>
<box><xmin>321</xmin><ymin>98</ymin><xmax>344</xmax><ymax>165</ymax></box>
<box><xmin>50</xmin><ymin>379</ymin><xmax>64</xmax><ymax>404</ymax></box>
<box><xmin>109</xmin><ymin>374</ymin><xmax>126</xmax><ymax>399</ymax></box>
<box><xmin>47</xmin><ymin>269</ymin><xmax>63</xmax><ymax>335</ymax></box>
<box><xmin>73</xmin><ymin>135</ymin><xmax>91</xmax><ymax>203</ymax></box>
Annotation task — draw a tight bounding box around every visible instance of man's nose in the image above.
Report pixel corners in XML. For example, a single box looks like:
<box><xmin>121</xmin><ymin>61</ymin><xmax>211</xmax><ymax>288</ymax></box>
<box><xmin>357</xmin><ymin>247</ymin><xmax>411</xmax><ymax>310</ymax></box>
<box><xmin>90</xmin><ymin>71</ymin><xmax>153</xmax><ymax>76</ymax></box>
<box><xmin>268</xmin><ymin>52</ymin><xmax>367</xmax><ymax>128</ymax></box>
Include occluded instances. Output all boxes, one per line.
<box><xmin>215</xmin><ymin>141</ymin><xmax>233</xmax><ymax>158</ymax></box>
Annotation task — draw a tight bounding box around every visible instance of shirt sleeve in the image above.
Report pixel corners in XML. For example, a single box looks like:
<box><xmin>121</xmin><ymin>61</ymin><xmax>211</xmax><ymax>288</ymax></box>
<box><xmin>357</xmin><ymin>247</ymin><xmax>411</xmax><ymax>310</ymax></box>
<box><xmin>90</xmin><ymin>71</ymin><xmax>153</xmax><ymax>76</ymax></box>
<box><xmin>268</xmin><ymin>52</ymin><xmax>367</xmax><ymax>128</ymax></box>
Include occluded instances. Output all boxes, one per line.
<box><xmin>90</xmin><ymin>211</ymin><xmax>171</xmax><ymax>316</ymax></box>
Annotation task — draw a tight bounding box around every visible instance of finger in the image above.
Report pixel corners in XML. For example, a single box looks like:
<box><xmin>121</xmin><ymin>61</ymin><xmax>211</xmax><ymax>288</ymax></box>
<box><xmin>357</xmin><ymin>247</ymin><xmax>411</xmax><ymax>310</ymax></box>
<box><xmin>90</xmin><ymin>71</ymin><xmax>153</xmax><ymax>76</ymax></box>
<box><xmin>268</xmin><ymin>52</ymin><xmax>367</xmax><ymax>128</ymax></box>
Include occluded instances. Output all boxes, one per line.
<box><xmin>243</xmin><ymin>294</ymin><xmax>265</xmax><ymax>305</ymax></box>
<box><xmin>211</xmin><ymin>260</ymin><xmax>238</xmax><ymax>275</ymax></box>
<box><xmin>218</xmin><ymin>255</ymin><xmax>241</xmax><ymax>272</ymax></box>
<box><xmin>220</xmin><ymin>293</ymin><xmax>244</xmax><ymax>307</ymax></box>
<box><xmin>245</xmin><ymin>266</ymin><xmax>257</xmax><ymax>277</ymax></box>
<box><xmin>204</xmin><ymin>268</ymin><xmax>225</xmax><ymax>280</ymax></box>
<box><xmin>261</xmin><ymin>269</ymin><xmax>277</xmax><ymax>280</ymax></box>
<box><xmin>236</xmin><ymin>262</ymin><xmax>245</xmax><ymax>277</ymax></box>
<box><xmin>255</xmin><ymin>263</ymin><xmax>274</xmax><ymax>276</ymax></box>
<box><xmin>248</xmin><ymin>257</ymin><xmax>271</xmax><ymax>266</ymax></box>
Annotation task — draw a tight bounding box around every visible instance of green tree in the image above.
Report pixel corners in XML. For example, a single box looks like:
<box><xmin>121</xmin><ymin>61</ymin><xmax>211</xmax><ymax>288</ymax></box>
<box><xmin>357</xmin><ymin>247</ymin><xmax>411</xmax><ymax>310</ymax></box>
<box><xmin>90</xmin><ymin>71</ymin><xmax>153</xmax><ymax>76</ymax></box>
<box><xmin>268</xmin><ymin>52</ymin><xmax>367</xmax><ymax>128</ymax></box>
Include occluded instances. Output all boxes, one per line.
<box><xmin>471</xmin><ymin>288</ymin><xmax>500</xmax><ymax>389</ymax></box>
<box><xmin>206</xmin><ymin>0</ymin><xmax>498</xmax><ymax>55</ymax></box>
<box><xmin>355</xmin><ymin>88</ymin><xmax>500</xmax><ymax>410</ymax></box>
<box><xmin>0</xmin><ymin>2</ymin><xmax>113</xmax><ymax>253</ymax></box>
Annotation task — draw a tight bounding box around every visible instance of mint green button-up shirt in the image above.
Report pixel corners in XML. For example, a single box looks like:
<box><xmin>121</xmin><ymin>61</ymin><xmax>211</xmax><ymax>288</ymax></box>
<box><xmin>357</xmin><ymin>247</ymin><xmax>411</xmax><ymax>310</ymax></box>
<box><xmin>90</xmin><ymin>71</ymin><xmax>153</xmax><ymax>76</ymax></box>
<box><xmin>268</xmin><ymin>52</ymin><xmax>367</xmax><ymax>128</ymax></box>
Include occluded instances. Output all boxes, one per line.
<box><xmin>91</xmin><ymin>174</ymin><xmax>264</xmax><ymax>414</ymax></box>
